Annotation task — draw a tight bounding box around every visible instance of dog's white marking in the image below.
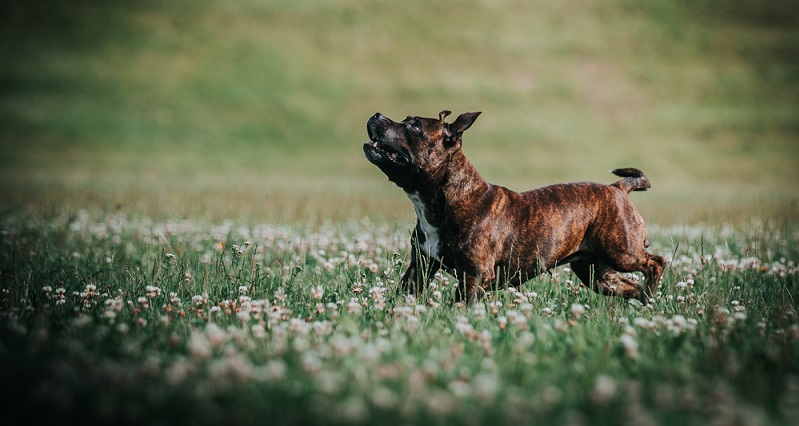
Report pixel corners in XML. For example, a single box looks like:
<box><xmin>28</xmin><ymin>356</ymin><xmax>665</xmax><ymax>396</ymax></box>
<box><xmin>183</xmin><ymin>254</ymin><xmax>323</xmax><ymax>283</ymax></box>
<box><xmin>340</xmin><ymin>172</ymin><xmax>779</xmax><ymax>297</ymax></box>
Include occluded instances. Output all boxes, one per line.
<box><xmin>406</xmin><ymin>192</ymin><xmax>440</xmax><ymax>260</ymax></box>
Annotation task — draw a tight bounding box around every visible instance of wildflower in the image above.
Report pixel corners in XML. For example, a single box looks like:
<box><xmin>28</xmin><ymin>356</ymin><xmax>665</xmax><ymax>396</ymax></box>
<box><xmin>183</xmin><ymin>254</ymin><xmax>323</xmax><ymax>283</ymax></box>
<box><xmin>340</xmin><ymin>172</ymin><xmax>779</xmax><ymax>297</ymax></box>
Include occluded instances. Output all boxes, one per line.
<box><xmin>620</xmin><ymin>334</ymin><xmax>638</xmax><ymax>358</ymax></box>
<box><xmin>592</xmin><ymin>375</ymin><xmax>617</xmax><ymax>404</ymax></box>
<box><xmin>633</xmin><ymin>317</ymin><xmax>649</xmax><ymax>329</ymax></box>
<box><xmin>347</xmin><ymin>298</ymin><xmax>362</xmax><ymax>315</ymax></box>
<box><xmin>238</xmin><ymin>286</ymin><xmax>248</xmax><ymax>295</ymax></box>
<box><xmin>516</xmin><ymin>331</ymin><xmax>535</xmax><ymax>352</ymax></box>
<box><xmin>498</xmin><ymin>316</ymin><xmax>508</xmax><ymax>330</ymax></box>
<box><xmin>165</xmin><ymin>253</ymin><xmax>175</xmax><ymax>260</ymax></box>
<box><xmin>274</xmin><ymin>287</ymin><xmax>286</xmax><ymax>304</ymax></box>
<box><xmin>205</xmin><ymin>323</ymin><xmax>227</xmax><ymax>348</ymax></box>
<box><xmin>474</xmin><ymin>372</ymin><xmax>500</xmax><ymax>400</ymax></box>
<box><xmin>301</xmin><ymin>352</ymin><xmax>322</xmax><ymax>374</ymax></box>
<box><xmin>261</xmin><ymin>360</ymin><xmax>287</xmax><ymax>382</ymax></box>
<box><xmin>252</xmin><ymin>324</ymin><xmax>267</xmax><ymax>339</ymax></box>
<box><xmin>371</xmin><ymin>386</ymin><xmax>399</xmax><ymax>409</ymax></box>
<box><xmin>473</xmin><ymin>303</ymin><xmax>487</xmax><ymax>320</ymax></box>
<box><xmin>570</xmin><ymin>303</ymin><xmax>585</xmax><ymax>319</ymax></box>
<box><xmin>311</xmin><ymin>286</ymin><xmax>324</xmax><ymax>300</ymax></box>
<box><xmin>166</xmin><ymin>358</ymin><xmax>196</xmax><ymax>386</ymax></box>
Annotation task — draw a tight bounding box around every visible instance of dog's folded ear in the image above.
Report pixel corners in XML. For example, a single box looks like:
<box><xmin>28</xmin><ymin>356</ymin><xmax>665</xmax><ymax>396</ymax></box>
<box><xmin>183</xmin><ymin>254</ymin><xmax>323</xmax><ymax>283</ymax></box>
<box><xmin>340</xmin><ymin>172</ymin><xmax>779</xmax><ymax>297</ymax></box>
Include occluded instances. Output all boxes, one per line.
<box><xmin>439</xmin><ymin>110</ymin><xmax>452</xmax><ymax>121</ymax></box>
<box><xmin>446</xmin><ymin>112</ymin><xmax>481</xmax><ymax>148</ymax></box>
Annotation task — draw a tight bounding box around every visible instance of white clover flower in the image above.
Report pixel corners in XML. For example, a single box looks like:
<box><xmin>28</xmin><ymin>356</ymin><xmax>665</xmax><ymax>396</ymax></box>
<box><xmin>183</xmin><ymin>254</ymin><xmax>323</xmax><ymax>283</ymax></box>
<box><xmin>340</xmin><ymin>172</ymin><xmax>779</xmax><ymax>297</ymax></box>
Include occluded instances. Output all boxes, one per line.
<box><xmin>205</xmin><ymin>323</ymin><xmax>227</xmax><ymax>348</ymax></box>
<box><xmin>570</xmin><ymin>303</ymin><xmax>585</xmax><ymax>318</ymax></box>
<box><xmin>261</xmin><ymin>360</ymin><xmax>287</xmax><ymax>382</ymax></box>
<box><xmin>252</xmin><ymin>324</ymin><xmax>267</xmax><ymax>339</ymax></box>
<box><xmin>301</xmin><ymin>352</ymin><xmax>322</xmax><ymax>374</ymax></box>
<box><xmin>498</xmin><ymin>316</ymin><xmax>508</xmax><ymax>330</ymax></box>
<box><xmin>347</xmin><ymin>298</ymin><xmax>362</xmax><ymax>315</ymax></box>
<box><xmin>371</xmin><ymin>386</ymin><xmax>399</xmax><ymax>410</ymax></box>
<box><xmin>620</xmin><ymin>334</ymin><xmax>638</xmax><ymax>358</ymax></box>
<box><xmin>311</xmin><ymin>286</ymin><xmax>324</xmax><ymax>300</ymax></box>
<box><xmin>592</xmin><ymin>375</ymin><xmax>617</xmax><ymax>404</ymax></box>
<box><xmin>516</xmin><ymin>331</ymin><xmax>536</xmax><ymax>352</ymax></box>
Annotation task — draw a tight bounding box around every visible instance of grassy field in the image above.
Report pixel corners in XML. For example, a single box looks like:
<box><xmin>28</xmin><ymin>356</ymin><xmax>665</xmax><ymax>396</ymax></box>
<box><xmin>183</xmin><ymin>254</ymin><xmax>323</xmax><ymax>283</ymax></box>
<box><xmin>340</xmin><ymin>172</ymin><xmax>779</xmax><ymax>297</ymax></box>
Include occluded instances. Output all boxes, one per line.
<box><xmin>0</xmin><ymin>214</ymin><xmax>797</xmax><ymax>425</ymax></box>
<box><xmin>1</xmin><ymin>0</ymin><xmax>798</xmax><ymax>424</ymax></box>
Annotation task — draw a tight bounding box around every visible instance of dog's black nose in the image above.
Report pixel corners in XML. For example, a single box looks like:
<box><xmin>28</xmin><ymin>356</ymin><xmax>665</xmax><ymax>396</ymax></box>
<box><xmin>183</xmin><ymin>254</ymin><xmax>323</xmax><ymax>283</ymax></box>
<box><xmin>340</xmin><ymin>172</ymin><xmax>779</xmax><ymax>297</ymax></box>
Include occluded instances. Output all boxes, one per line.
<box><xmin>372</xmin><ymin>112</ymin><xmax>384</xmax><ymax>120</ymax></box>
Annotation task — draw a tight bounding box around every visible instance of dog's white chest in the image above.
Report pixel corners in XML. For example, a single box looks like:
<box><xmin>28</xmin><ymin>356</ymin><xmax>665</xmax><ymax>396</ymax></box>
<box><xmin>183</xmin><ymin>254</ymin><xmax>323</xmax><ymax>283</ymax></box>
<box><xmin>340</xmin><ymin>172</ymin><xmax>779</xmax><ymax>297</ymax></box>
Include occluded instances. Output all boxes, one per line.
<box><xmin>406</xmin><ymin>192</ymin><xmax>441</xmax><ymax>260</ymax></box>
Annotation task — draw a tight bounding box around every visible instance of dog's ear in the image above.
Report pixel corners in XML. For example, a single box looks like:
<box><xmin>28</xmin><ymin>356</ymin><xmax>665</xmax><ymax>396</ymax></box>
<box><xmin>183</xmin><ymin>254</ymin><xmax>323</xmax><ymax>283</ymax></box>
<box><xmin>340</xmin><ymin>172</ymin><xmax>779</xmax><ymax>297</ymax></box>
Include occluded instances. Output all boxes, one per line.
<box><xmin>438</xmin><ymin>110</ymin><xmax>452</xmax><ymax>121</ymax></box>
<box><xmin>446</xmin><ymin>112</ymin><xmax>481</xmax><ymax>148</ymax></box>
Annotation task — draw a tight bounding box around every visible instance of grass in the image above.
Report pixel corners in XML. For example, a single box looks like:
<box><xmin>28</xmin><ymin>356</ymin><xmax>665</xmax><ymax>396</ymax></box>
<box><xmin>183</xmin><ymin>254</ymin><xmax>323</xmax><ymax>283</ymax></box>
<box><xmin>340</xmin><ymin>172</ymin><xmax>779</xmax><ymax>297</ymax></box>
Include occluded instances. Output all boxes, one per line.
<box><xmin>0</xmin><ymin>213</ymin><xmax>797</xmax><ymax>424</ymax></box>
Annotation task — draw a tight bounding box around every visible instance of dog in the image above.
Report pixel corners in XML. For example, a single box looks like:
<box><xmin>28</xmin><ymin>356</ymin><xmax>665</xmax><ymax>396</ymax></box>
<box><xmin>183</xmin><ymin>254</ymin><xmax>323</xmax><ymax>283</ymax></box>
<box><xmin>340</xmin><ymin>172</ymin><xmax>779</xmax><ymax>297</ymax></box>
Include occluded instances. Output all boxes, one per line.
<box><xmin>363</xmin><ymin>110</ymin><xmax>665</xmax><ymax>304</ymax></box>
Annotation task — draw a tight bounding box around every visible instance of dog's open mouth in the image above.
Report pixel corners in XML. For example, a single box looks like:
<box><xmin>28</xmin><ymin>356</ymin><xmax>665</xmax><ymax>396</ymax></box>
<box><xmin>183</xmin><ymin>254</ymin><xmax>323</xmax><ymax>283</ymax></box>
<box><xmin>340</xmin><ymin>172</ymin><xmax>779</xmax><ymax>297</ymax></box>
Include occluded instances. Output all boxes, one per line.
<box><xmin>364</xmin><ymin>140</ymin><xmax>411</xmax><ymax>166</ymax></box>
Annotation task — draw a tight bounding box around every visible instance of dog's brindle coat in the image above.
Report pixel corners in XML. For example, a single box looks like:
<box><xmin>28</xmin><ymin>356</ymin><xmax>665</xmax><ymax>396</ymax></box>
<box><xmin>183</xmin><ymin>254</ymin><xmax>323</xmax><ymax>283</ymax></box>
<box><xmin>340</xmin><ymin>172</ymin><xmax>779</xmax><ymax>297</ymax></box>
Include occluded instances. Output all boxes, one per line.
<box><xmin>363</xmin><ymin>110</ymin><xmax>665</xmax><ymax>303</ymax></box>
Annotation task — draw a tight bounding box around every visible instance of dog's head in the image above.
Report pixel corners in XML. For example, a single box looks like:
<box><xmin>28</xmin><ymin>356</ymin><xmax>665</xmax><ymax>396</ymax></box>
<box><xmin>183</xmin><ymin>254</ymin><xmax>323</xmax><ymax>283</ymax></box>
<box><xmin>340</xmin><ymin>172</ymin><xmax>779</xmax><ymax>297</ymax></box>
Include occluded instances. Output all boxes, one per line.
<box><xmin>363</xmin><ymin>110</ymin><xmax>481</xmax><ymax>189</ymax></box>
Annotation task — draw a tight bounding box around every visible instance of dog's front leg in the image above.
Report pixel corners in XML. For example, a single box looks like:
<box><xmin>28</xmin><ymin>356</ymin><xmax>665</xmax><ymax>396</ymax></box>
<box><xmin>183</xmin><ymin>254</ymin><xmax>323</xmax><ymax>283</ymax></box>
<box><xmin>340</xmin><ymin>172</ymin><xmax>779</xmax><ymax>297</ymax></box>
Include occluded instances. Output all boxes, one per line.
<box><xmin>400</xmin><ymin>238</ymin><xmax>440</xmax><ymax>295</ymax></box>
<box><xmin>455</xmin><ymin>269</ymin><xmax>493</xmax><ymax>305</ymax></box>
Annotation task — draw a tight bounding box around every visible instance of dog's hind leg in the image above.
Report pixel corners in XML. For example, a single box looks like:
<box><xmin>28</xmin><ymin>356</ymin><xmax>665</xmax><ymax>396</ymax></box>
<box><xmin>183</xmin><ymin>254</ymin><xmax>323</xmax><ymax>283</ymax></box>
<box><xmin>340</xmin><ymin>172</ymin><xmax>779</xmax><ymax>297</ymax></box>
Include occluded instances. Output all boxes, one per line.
<box><xmin>570</xmin><ymin>258</ymin><xmax>645</xmax><ymax>300</ymax></box>
<box><xmin>642</xmin><ymin>253</ymin><xmax>665</xmax><ymax>299</ymax></box>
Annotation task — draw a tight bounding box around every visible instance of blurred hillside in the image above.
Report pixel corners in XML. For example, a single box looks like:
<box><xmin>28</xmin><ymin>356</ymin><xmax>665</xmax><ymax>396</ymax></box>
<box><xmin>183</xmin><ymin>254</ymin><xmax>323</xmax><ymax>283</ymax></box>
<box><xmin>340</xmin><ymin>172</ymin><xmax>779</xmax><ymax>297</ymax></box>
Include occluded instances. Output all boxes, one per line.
<box><xmin>1</xmin><ymin>0</ymin><xmax>797</xmax><ymax>223</ymax></box>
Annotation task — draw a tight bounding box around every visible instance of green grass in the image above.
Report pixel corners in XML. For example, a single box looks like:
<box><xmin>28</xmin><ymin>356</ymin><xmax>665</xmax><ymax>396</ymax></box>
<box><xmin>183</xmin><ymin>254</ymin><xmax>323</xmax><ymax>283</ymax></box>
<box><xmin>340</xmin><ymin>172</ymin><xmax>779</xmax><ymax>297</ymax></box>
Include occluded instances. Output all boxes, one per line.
<box><xmin>0</xmin><ymin>213</ymin><xmax>797</xmax><ymax>424</ymax></box>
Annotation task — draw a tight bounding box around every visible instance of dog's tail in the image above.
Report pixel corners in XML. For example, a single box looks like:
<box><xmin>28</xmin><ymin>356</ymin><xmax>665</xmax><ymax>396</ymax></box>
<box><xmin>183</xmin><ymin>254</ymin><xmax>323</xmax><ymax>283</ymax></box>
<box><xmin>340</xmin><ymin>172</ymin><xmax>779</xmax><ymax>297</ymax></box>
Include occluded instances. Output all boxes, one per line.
<box><xmin>609</xmin><ymin>168</ymin><xmax>650</xmax><ymax>193</ymax></box>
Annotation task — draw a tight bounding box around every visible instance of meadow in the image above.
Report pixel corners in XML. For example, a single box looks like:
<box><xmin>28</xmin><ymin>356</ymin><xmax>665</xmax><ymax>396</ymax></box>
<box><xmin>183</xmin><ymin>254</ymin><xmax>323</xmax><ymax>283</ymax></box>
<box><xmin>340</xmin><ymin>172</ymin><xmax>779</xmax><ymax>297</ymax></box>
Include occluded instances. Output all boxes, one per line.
<box><xmin>0</xmin><ymin>213</ymin><xmax>797</xmax><ymax>425</ymax></box>
<box><xmin>1</xmin><ymin>0</ymin><xmax>798</xmax><ymax>424</ymax></box>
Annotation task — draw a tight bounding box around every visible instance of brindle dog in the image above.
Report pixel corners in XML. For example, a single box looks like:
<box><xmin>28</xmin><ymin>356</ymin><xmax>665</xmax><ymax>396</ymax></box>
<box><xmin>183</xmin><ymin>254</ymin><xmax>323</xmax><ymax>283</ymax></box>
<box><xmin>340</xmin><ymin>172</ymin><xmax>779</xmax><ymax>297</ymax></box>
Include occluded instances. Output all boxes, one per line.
<box><xmin>363</xmin><ymin>110</ymin><xmax>665</xmax><ymax>303</ymax></box>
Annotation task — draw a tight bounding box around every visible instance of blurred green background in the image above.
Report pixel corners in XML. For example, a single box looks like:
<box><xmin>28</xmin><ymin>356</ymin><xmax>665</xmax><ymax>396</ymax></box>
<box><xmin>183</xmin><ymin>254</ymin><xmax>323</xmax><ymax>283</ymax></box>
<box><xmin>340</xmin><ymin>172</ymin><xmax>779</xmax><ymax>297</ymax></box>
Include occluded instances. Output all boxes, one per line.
<box><xmin>1</xmin><ymin>0</ymin><xmax>797</xmax><ymax>224</ymax></box>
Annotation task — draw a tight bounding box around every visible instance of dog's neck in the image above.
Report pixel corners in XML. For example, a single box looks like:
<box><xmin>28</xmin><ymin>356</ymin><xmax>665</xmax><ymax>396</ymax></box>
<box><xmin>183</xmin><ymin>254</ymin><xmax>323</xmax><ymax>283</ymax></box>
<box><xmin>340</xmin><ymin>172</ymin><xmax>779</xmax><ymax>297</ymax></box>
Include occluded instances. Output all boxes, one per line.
<box><xmin>405</xmin><ymin>150</ymin><xmax>489</xmax><ymax>229</ymax></box>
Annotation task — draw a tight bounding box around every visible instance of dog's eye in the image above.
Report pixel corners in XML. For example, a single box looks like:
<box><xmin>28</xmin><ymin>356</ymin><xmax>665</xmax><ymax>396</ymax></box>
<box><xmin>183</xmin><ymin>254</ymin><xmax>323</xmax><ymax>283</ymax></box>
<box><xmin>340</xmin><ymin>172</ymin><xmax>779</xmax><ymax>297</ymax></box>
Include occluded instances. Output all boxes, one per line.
<box><xmin>406</xmin><ymin>120</ymin><xmax>421</xmax><ymax>132</ymax></box>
